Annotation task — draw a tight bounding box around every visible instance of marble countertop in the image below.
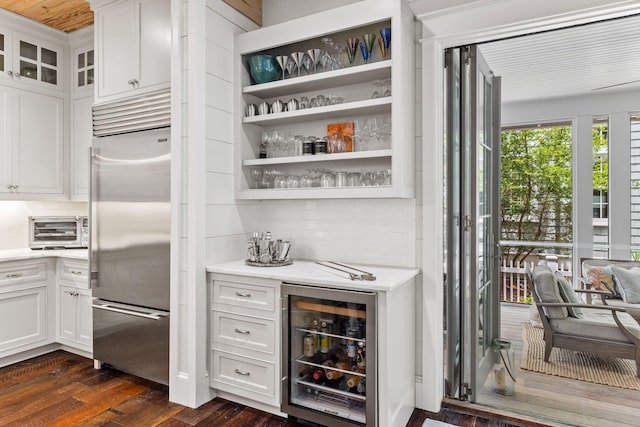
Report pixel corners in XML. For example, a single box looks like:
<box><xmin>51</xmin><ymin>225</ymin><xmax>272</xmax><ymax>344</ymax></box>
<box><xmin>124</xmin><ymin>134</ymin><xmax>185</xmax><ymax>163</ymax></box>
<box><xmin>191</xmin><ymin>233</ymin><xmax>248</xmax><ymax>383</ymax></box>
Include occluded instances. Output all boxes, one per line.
<box><xmin>0</xmin><ymin>248</ymin><xmax>88</xmax><ymax>263</ymax></box>
<box><xmin>207</xmin><ymin>259</ymin><xmax>419</xmax><ymax>292</ymax></box>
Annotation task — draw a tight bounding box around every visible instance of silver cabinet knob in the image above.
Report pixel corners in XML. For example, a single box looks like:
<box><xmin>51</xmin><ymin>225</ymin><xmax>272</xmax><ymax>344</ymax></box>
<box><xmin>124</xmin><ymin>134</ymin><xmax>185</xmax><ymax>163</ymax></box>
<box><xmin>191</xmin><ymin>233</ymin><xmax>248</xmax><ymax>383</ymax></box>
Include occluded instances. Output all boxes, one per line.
<box><xmin>7</xmin><ymin>71</ymin><xmax>12</xmax><ymax>76</ymax></box>
<box><xmin>14</xmin><ymin>72</ymin><xmax>20</xmax><ymax>78</ymax></box>
<box><xmin>127</xmin><ymin>78</ymin><xmax>139</xmax><ymax>87</ymax></box>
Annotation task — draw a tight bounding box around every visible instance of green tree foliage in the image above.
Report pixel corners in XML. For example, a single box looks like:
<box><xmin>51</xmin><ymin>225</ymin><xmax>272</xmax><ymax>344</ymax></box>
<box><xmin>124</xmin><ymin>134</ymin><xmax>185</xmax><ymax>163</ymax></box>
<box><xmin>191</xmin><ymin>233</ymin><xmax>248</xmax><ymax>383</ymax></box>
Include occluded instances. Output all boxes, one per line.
<box><xmin>593</xmin><ymin>123</ymin><xmax>609</xmax><ymax>192</ymax></box>
<box><xmin>501</xmin><ymin>126</ymin><xmax>573</xmax><ymax>263</ymax></box>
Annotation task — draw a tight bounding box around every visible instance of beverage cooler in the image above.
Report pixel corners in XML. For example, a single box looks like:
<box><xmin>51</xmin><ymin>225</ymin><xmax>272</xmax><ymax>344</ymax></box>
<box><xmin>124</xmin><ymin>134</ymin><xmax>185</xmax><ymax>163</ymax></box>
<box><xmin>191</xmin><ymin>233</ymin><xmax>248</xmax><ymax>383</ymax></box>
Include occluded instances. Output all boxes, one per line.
<box><xmin>281</xmin><ymin>283</ymin><xmax>377</xmax><ymax>427</ymax></box>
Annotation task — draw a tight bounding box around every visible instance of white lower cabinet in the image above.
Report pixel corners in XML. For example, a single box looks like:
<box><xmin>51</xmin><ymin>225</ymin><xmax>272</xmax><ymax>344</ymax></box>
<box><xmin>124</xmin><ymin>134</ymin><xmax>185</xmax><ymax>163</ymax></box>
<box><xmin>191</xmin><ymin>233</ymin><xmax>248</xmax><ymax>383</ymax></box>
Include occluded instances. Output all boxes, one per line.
<box><xmin>57</xmin><ymin>260</ymin><xmax>91</xmax><ymax>352</ymax></box>
<box><xmin>58</xmin><ymin>285</ymin><xmax>92</xmax><ymax>349</ymax></box>
<box><xmin>0</xmin><ymin>286</ymin><xmax>47</xmax><ymax>355</ymax></box>
<box><xmin>209</xmin><ymin>273</ymin><xmax>281</xmax><ymax>413</ymax></box>
<box><xmin>208</xmin><ymin>261</ymin><xmax>418</xmax><ymax>427</ymax></box>
<box><xmin>0</xmin><ymin>260</ymin><xmax>51</xmax><ymax>358</ymax></box>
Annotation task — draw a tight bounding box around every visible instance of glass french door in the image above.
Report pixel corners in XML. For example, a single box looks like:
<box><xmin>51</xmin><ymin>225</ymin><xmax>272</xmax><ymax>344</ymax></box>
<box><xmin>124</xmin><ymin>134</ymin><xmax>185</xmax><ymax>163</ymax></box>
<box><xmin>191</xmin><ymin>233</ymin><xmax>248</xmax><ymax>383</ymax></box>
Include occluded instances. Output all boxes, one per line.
<box><xmin>445</xmin><ymin>45</ymin><xmax>501</xmax><ymax>402</ymax></box>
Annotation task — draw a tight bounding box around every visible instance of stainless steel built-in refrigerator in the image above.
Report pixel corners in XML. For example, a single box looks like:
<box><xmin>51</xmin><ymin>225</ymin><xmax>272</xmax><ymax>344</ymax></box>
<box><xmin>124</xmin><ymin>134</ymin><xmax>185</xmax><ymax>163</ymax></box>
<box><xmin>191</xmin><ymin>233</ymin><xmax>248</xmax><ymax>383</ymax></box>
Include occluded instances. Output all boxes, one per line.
<box><xmin>90</xmin><ymin>123</ymin><xmax>171</xmax><ymax>385</ymax></box>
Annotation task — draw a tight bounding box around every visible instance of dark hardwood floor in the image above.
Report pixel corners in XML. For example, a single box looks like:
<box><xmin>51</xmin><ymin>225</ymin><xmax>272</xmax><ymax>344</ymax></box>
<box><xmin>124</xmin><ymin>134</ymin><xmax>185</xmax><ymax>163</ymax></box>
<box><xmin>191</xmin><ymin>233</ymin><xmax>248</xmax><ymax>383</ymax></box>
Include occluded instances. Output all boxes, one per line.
<box><xmin>0</xmin><ymin>351</ymin><xmax>547</xmax><ymax>426</ymax></box>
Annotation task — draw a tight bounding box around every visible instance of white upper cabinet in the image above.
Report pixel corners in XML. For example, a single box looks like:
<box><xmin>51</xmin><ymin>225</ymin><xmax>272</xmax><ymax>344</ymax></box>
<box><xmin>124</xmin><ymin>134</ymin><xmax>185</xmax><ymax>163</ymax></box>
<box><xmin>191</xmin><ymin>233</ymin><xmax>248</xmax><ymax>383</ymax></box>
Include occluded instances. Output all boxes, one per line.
<box><xmin>234</xmin><ymin>0</ymin><xmax>415</xmax><ymax>199</ymax></box>
<box><xmin>0</xmin><ymin>87</ymin><xmax>64</xmax><ymax>197</ymax></box>
<box><xmin>94</xmin><ymin>0</ymin><xmax>170</xmax><ymax>102</ymax></box>
<box><xmin>74</xmin><ymin>47</ymin><xmax>95</xmax><ymax>93</ymax></box>
<box><xmin>0</xmin><ymin>26</ymin><xmax>63</xmax><ymax>92</ymax></box>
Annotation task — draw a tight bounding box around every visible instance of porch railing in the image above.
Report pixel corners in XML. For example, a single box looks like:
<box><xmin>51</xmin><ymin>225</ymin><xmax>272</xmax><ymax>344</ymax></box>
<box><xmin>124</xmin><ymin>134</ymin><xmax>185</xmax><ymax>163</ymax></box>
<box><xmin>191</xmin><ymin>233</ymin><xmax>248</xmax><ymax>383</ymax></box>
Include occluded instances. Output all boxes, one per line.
<box><xmin>499</xmin><ymin>257</ymin><xmax>573</xmax><ymax>303</ymax></box>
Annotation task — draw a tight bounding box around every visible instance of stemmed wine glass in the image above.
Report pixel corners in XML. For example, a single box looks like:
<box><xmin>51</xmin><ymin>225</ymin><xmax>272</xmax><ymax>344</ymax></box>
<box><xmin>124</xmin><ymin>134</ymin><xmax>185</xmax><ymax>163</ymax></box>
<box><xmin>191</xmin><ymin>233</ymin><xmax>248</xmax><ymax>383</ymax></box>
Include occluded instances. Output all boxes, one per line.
<box><xmin>379</xmin><ymin>27</ymin><xmax>391</xmax><ymax>58</ymax></box>
<box><xmin>289</xmin><ymin>52</ymin><xmax>304</xmax><ymax>77</ymax></box>
<box><xmin>275</xmin><ymin>55</ymin><xmax>288</xmax><ymax>80</ymax></box>
<box><xmin>306</xmin><ymin>48</ymin><xmax>322</xmax><ymax>74</ymax></box>
<box><xmin>250</xmin><ymin>168</ymin><xmax>262</xmax><ymax>189</ymax></box>
<box><xmin>346</xmin><ymin>38</ymin><xmax>359</xmax><ymax>66</ymax></box>
<box><xmin>361</xmin><ymin>33</ymin><xmax>377</xmax><ymax>64</ymax></box>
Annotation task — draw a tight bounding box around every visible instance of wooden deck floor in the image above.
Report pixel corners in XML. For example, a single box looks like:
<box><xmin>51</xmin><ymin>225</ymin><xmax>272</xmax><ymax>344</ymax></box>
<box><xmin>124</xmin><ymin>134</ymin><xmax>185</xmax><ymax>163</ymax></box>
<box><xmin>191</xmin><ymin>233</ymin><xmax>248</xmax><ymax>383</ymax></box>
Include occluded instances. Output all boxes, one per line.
<box><xmin>475</xmin><ymin>304</ymin><xmax>640</xmax><ymax>427</ymax></box>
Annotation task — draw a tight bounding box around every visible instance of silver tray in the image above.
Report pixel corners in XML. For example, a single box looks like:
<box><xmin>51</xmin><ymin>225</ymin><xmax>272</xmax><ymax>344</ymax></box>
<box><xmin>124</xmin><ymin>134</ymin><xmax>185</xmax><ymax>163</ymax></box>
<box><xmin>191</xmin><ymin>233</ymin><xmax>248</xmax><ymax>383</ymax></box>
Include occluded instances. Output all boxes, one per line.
<box><xmin>245</xmin><ymin>259</ymin><xmax>293</xmax><ymax>267</ymax></box>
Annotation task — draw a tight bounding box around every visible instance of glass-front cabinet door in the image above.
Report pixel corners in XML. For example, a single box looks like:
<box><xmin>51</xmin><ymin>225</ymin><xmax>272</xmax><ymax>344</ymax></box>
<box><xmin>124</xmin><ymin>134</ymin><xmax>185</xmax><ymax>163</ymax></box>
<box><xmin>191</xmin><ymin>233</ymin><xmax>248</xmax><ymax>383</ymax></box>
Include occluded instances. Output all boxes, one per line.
<box><xmin>76</xmin><ymin>48</ymin><xmax>95</xmax><ymax>90</ymax></box>
<box><xmin>0</xmin><ymin>28</ymin><xmax>12</xmax><ymax>82</ymax></box>
<box><xmin>14</xmin><ymin>39</ymin><xmax>62</xmax><ymax>87</ymax></box>
<box><xmin>282</xmin><ymin>284</ymin><xmax>376</xmax><ymax>427</ymax></box>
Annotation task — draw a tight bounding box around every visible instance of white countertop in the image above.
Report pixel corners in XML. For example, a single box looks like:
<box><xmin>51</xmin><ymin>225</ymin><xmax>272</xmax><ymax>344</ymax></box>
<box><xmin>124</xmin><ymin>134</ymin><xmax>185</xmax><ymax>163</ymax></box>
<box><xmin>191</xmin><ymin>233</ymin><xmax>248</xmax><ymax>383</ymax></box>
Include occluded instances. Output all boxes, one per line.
<box><xmin>0</xmin><ymin>248</ymin><xmax>88</xmax><ymax>263</ymax></box>
<box><xmin>207</xmin><ymin>259</ymin><xmax>419</xmax><ymax>292</ymax></box>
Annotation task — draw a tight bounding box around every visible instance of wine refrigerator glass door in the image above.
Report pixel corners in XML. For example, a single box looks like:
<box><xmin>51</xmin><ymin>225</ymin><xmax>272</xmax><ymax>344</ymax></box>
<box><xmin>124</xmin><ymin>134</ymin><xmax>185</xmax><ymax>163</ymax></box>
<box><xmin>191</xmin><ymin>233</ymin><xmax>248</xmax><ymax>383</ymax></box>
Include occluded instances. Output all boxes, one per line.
<box><xmin>281</xmin><ymin>283</ymin><xmax>376</xmax><ymax>427</ymax></box>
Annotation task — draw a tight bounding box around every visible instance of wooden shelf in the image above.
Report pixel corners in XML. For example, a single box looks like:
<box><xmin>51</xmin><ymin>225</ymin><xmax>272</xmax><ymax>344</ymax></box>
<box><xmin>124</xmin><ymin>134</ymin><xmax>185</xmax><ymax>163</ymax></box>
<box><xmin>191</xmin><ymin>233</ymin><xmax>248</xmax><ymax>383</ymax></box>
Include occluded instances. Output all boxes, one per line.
<box><xmin>294</xmin><ymin>300</ymin><xmax>366</xmax><ymax>319</ymax></box>
<box><xmin>242</xmin><ymin>97</ymin><xmax>391</xmax><ymax>126</ymax></box>
<box><xmin>242</xmin><ymin>60</ymin><xmax>392</xmax><ymax>99</ymax></box>
<box><xmin>243</xmin><ymin>150</ymin><xmax>392</xmax><ymax>166</ymax></box>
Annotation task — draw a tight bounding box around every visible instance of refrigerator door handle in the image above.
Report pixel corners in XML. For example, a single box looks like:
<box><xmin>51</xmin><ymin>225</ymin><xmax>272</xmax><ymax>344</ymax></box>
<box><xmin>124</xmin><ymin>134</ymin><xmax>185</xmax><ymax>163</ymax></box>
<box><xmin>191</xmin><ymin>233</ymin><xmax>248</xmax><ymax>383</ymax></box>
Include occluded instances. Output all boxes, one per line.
<box><xmin>92</xmin><ymin>303</ymin><xmax>168</xmax><ymax>320</ymax></box>
<box><xmin>89</xmin><ymin>145</ymin><xmax>96</xmax><ymax>290</ymax></box>
<box><xmin>280</xmin><ymin>295</ymin><xmax>289</xmax><ymax>413</ymax></box>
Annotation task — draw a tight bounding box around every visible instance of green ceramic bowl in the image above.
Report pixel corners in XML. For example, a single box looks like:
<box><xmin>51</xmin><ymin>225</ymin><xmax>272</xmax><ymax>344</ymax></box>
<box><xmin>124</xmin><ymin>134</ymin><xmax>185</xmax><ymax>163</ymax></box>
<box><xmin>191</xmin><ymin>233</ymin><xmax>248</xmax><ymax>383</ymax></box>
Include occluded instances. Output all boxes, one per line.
<box><xmin>248</xmin><ymin>55</ymin><xmax>279</xmax><ymax>84</ymax></box>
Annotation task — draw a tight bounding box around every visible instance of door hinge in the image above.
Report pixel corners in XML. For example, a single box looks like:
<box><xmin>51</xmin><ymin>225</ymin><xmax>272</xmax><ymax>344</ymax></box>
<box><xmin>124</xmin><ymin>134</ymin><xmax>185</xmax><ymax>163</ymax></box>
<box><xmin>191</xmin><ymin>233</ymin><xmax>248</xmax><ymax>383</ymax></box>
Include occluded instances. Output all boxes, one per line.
<box><xmin>463</xmin><ymin>215</ymin><xmax>473</xmax><ymax>231</ymax></box>
<box><xmin>461</xmin><ymin>382</ymin><xmax>472</xmax><ymax>401</ymax></box>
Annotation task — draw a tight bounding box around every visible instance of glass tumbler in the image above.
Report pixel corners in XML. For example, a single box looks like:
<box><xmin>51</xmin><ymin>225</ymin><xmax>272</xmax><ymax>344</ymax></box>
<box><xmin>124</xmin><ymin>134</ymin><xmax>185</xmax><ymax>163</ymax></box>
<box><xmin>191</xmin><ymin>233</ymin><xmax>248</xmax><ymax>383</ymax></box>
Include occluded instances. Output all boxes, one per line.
<box><xmin>347</xmin><ymin>172</ymin><xmax>361</xmax><ymax>187</ymax></box>
<box><xmin>321</xmin><ymin>172</ymin><xmax>335</xmax><ymax>188</ymax></box>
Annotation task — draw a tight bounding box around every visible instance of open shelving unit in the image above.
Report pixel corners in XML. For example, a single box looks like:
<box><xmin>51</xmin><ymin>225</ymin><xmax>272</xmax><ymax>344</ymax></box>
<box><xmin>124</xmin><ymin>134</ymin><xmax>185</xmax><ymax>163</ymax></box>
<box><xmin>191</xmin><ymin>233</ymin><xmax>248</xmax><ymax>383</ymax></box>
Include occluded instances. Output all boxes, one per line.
<box><xmin>233</xmin><ymin>2</ymin><xmax>415</xmax><ymax>200</ymax></box>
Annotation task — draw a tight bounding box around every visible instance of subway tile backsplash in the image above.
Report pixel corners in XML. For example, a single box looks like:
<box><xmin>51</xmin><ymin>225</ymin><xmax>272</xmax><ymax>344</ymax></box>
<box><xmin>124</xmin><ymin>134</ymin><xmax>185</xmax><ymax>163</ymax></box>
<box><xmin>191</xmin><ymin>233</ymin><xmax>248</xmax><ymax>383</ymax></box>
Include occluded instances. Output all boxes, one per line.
<box><xmin>247</xmin><ymin>199</ymin><xmax>417</xmax><ymax>267</ymax></box>
<box><xmin>0</xmin><ymin>201</ymin><xmax>88</xmax><ymax>250</ymax></box>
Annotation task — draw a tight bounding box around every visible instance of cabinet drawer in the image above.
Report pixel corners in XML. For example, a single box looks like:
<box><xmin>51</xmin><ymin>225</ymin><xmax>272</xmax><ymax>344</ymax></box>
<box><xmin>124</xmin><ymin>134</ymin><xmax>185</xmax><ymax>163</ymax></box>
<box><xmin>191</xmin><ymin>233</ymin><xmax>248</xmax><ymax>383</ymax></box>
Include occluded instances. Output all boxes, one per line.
<box><xmin>211</xmin><ymin>350</ymin><xmax>275</xmax><ymax>398</ymax></box>
<box><xmin>212</xmin><ymin>311</ymin><xmax>274</xmax><ymax>355</ymax></box>
<box><xmin>0</xmin><ymin>262</ymin><xmax>46</xmax><ymax>288</ymax></box>
<box><xmin>213</xmin><ymin>280</ymin><xmax>275</xmax><ymax>313</ymax></box>
<box><xmin>58</xmin><ymin>261</ymin><xmax>88</xmax><ymax>287</ymax></box>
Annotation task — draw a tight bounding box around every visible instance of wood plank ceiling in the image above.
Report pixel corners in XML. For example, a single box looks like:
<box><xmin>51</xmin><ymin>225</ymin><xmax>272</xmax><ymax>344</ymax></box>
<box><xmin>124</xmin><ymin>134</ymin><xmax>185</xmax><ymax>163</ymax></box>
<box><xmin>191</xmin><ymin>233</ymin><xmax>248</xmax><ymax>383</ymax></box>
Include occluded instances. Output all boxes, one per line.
<box><xmin>0</xmin><ymin>0</ymin><xmax>93</xmax><ymax>33</ymax></box>
<box><xmin>0</xmin><ymin>0</ymin><xmax>263</xmax><ymax>32</ymax></box>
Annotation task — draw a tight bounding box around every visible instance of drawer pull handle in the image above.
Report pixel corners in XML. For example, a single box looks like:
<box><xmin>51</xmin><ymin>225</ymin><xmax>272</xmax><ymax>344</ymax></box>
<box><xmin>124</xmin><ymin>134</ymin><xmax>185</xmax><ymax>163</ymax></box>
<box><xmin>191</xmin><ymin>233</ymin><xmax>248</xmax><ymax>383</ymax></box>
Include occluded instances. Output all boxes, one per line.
<box><xmin>234</xmin><ymin>369</ymin><xmax>250</xmax><ymax>376</ymax></box>
<box><xmin>235</xmin><ymin>292</ymin><xmax>251</xmax><ymax>298</ymax></box>
<box><xmin>70</xmin><ymin>270</ymin><xmax>83</xmax><ymax>275</ymax></box>
<box><xmin>234</xmin><ymin>328</ymin><xmax>250</xmax><ymax>335</ymax></box>
<box><xmin>6</xmin><ymin>273</ymin><xmax>22</xmax><ymax>278</ymax></box>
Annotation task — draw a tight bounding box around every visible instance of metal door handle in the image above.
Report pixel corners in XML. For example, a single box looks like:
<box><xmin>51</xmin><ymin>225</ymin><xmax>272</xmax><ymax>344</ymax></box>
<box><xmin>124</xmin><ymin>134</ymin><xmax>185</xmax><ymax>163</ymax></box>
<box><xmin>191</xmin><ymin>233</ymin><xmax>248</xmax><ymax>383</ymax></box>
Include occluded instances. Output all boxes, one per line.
<box><xmin>235</xmin><ymin>292</ymin><xmax>251</xmax><ymax>298</ymax></box>
<box><xmin>92</xmin><ymin>303</ymin><xmax>166</xmax><ymax>320</ymax></box>
<box><xmin>234</xmin><ymin>328</ymin><xmax>250</xmax><ymax>335</ymax></box>
<box><xmin>70</xmin><ymin>270</ymin><xmax>83</xmax><ymax>275</ymax></box>
<box><xmin>234</xmin><ymin>369</ymin><xmax>250</xmax><ymax>376</ymax></box>
<box><xmin>6</xmin><ymin>273</ymin><xmax>22</xmax><ymax>278</ymax></box>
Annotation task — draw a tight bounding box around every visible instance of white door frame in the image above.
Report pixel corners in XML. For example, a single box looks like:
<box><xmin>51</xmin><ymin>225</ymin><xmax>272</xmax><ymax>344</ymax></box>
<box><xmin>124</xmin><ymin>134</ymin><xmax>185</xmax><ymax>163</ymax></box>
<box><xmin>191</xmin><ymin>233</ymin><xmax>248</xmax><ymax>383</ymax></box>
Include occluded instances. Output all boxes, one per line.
<box><xmin>417</xmin><ymin>0</ymin><xmax>640</xmax><ymax>413</ymax></box>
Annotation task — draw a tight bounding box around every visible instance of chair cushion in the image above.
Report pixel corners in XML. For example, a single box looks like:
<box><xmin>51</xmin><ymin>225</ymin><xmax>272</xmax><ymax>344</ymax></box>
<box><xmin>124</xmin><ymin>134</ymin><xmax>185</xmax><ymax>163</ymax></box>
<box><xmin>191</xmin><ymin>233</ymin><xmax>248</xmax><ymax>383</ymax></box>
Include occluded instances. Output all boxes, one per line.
<box><xmin>533</xmin><ymin>265</ymin><xmax>568</xmax><ymax>319</ymax></box>
<box><xmin>555</xmin><ymin>272</ymin><xmax>583</xmax><ymax>318</ymax></box>
<box><xmin>550</xmin><ymin>309</ymin><xmax>640</xmax><ymax>343</ymax></box>
<box><xmin>610</xmin><ymin>266</ymin><xmax>640</xmax><ymax>303</ymax></box>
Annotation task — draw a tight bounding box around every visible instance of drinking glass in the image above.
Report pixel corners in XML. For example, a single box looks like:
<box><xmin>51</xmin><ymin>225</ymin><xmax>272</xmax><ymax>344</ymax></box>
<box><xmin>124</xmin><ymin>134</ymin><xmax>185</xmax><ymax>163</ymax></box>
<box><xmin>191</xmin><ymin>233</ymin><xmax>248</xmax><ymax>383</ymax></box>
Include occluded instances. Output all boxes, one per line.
<box><xmin>346</xmin><ymin>38</ymin><xmax>359</xmax><ymax>66</ymax></box>
<box><xmin>250</xmin><ymin>168</ymin><xmax>262</xmax><ymax>188</ymax></box>
<box><xmin>361</xmin><ymin>33</ymin><xmax>376</xmax><ymax>64</ymax></box>
<box><xmin>302</xmin><ymin>53</ymin><xmax>313</xmax><ymax>75</ymax></box>
<box><xmin>300</xmin><ymin>175</ymin><xmax>314</xmax><ymax>188</ymax></box>
<box><xmin>306</xmin><ymin>48</ymin><xmax>322</xmax><ymax>73</ymax></box>
<box><xmin>321</xmin><ymin>172</ymin><xmax>336</xmax><ymax>187</ymax></box>
<box><xmin>274</xmin><ymin>175</ymin><xmax>288</xmax><ymax>188</ymax></box>
<box><xmin>275</xmin><ymin>55</ymin><xmax>288</xmax><ymax>80</ymax></box>
<box><xmin>286</xmin><ymin>175</ymin><xmax>300</xmax><ymax>188</ymax></box>
<box><xmin>379</xmin><ymin>27</ymin><xmax>391</xmax><ymax>58</ymax></box>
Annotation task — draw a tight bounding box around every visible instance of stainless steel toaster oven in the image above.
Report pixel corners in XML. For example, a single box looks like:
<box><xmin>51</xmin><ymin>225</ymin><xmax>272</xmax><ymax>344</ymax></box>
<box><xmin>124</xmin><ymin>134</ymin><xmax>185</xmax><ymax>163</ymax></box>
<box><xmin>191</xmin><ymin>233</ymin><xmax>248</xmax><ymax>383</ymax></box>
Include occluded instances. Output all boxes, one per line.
<box><xmin>29</xmin><ymin>216</ymin><xmax>89</xmax><ymax>249</ymax></box>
